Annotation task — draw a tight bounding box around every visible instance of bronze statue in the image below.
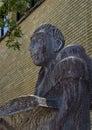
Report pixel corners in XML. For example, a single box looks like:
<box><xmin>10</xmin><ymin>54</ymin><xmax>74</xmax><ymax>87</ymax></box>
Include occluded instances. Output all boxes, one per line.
<box><xmin>29</xmin><ymin>24</ymin><xmax>90</xmax><ymax>130</ymax></box>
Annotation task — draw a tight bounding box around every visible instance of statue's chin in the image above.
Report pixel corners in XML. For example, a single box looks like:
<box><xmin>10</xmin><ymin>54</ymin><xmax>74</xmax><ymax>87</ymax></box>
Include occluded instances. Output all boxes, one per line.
<box><xmin>33</xmin><ymin>61</ymin><xmax>42</xmax><ymax>66</ymax></box>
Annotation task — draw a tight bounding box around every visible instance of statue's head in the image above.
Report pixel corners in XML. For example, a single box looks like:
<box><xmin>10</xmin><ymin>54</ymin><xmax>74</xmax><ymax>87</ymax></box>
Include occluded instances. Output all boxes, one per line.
<box><xmin>29</xmin><ymin>24</ymin><xmax>65</xmax><ymax>66</ymax></box>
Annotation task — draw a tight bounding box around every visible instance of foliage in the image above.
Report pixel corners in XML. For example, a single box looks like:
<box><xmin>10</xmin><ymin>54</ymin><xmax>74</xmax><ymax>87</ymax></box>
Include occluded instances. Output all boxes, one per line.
<box><xmin>0</xmin><ymin>0</ymin><xmax>30</xmax><ymax>50</ymax></box>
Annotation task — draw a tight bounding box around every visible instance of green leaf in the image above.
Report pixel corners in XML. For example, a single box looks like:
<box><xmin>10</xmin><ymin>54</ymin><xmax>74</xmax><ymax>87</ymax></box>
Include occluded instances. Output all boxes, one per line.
<box><xmin>0</xmin><ymin>0</ymin><xmax>31</xmax><ymax>50</ymax></box>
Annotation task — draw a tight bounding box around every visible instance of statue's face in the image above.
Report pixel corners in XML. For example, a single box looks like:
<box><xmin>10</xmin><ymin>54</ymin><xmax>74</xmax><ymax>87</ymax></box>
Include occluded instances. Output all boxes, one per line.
<box><xmin>29</xmin><ymin>32</ymin><xmax>54</xmax><ymax>66</ymax></box>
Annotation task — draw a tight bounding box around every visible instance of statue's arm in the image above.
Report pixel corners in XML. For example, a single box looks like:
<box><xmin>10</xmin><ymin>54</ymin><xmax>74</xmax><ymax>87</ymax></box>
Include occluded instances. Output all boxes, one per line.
<box><xmin>53</xmin><ymin>56</ymin><xmax>88</xmax><ymax>120</ymax></box>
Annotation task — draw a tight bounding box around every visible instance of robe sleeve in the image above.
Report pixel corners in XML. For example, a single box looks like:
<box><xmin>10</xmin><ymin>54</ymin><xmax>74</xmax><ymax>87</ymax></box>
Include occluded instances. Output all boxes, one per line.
<box><xmin>53</xmin><ymin>56</ymin><xmax>89</xmax><ymax>121</ymax></box>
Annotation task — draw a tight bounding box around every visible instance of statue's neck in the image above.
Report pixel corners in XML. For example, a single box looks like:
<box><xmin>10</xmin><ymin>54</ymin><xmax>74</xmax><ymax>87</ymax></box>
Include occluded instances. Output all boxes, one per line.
<box><xmin>43</xmin><ymin>59</ymin><xmax>56</xmax><ymax>73</ymax></box>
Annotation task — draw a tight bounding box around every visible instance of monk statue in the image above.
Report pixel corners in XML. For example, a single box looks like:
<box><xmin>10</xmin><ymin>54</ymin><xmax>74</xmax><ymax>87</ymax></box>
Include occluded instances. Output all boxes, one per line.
<box><xmin>29</xmin><ymin>24</ymin><xmax>90</xmax><ymax>130</ymax></box>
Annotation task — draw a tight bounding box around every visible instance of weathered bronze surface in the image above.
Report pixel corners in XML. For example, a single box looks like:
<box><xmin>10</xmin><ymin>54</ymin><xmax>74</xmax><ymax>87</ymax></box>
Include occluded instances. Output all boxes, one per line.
<box><xmin>0</xmin><ymin>96</ymin><xmax>58</xmax><ymax>130</ymax></box>
<box><xmin>29</xmin><ymin>24</ymin><xmax>90</xmax><ymax>130</ymax></box>
<box><xmin>0</xmin><ymin>95</ymin><xmax>58</xmax><ymax>118</ymax></box>
<box><xmin>0</xmin><ymin>24</ymin><xmax>91</xmax><ymax>130</ymax></box>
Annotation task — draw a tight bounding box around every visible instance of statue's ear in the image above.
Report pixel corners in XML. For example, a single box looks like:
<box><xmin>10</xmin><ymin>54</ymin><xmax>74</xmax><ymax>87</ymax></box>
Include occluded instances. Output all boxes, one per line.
<box><xmin>54</xmin><ymin>40</ymin><xmax>63</xmax><ymax>52</ymax></box>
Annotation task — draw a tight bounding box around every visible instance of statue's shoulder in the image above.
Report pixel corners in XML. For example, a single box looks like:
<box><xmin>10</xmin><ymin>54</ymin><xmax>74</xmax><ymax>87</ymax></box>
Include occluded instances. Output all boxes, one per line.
<box><xmin>54</xmin><ymin>57</ymin><xmax>88</xmax><ymax>82</ymax></box>
<box><xmin>56</xmin><ymin>44</ymin><xmax>88</xmax><ymax>62</ymax></box>
<box><xmin>53</xmin><ymin>44</ymin><xmax>89</xmax><ymax>81</ymax></box>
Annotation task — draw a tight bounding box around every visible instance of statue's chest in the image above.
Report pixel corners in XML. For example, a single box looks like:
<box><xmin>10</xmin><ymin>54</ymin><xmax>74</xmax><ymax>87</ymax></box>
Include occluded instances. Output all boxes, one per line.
<box><xmin>36</xmin><ymin>71</ymin><xmax>53</xmax><ymax>97</ymax></box>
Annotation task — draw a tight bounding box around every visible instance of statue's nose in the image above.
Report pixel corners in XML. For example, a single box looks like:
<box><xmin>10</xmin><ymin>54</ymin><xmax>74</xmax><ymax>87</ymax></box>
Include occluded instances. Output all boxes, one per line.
<box><xmin>29</xmin><ymin>43</ymin><xmax>33</xmax><ymax>52</ymax></box>
<box><xmin>29</xmin><ymin>44</ymin><xmax>38</xmax><ymax>55</ymax></box>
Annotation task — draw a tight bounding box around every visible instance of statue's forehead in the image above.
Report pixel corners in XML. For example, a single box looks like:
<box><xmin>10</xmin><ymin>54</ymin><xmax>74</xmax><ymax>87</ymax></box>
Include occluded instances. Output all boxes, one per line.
<box><xmin>31</xmin><ymin>31</ymin><xmax>50</xmax><ymax>41</ymax></box>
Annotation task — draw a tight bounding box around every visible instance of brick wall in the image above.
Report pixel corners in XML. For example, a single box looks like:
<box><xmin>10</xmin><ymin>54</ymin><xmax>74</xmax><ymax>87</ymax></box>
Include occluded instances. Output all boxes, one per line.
<box><xmin>0</xmin><ymin>0</ymin><xmax>92</xmax><ymax>106</ymax></box>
